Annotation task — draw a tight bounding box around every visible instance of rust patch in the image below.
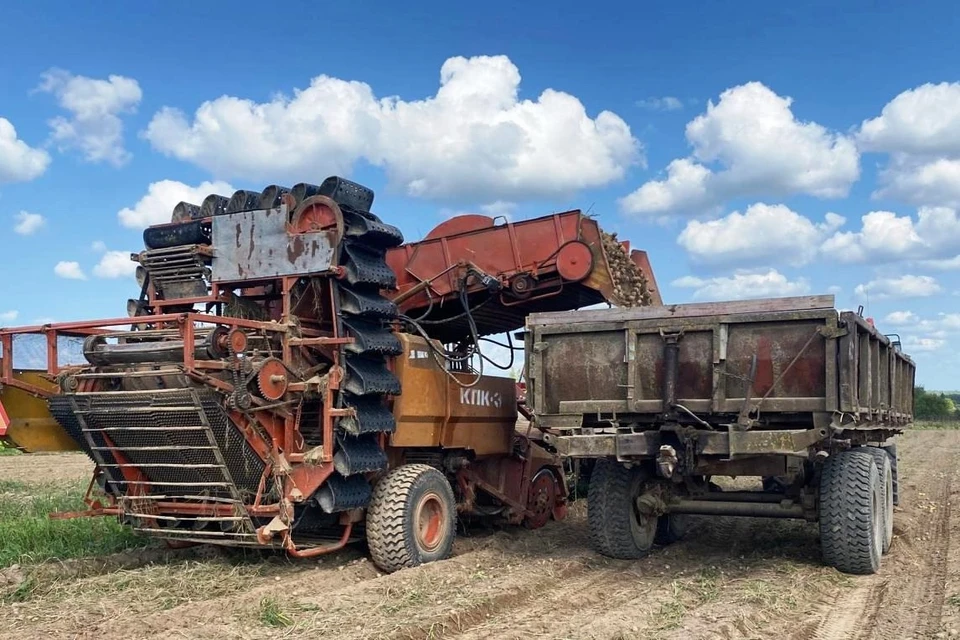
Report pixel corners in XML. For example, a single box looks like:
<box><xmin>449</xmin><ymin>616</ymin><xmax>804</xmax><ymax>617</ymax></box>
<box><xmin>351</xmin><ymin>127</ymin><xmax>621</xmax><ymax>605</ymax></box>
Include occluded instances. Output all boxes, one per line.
<box><xmin>754</xmin><ymin>337</ymin><xmax>774</xmax><ymax>397</ymax></box>
<box><xmin>288</xmin><ymin>235</ymin><xmax>305</xmax><ymax>263</ymax></box>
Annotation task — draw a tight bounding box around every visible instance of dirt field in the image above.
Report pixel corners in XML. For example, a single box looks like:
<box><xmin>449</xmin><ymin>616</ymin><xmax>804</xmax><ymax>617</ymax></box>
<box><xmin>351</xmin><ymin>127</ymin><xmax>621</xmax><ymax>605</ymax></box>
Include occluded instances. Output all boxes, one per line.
<box><xmin>1</xmin><ymin>430</ymin><xmax>958</xmax><ymax>640</ymax></box>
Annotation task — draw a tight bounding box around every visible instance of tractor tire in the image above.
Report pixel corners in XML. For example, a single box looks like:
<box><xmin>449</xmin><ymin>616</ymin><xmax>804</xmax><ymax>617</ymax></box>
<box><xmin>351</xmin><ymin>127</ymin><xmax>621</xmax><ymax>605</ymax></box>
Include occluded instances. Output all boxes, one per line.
<box><xmin>864</xmin><ymin>446</ymin><xmax>894</xmax><ymax>554</ymax></box>
<box><xmin>883</xmin><ymin>442</ymin><xmax>899</xmax><ymax>506</ymax></box>
<box><xmin>655</xmin><ymin>513</ymin><xmax>692</xmax><ymax>545</ymax></box>
<box><xmin>819</xmin><ymin>449</ymin><xmax>884</xmax><ymax>575</ymax></box>
<box><xmin>365</xmin><ymin>464</ymin><xmax>457</xmax><ymax>573</ymax></box>
<box><xmin>587</xmin><ymin>459</ymin><xmax>657</xmax><ymax>559</ymax></box>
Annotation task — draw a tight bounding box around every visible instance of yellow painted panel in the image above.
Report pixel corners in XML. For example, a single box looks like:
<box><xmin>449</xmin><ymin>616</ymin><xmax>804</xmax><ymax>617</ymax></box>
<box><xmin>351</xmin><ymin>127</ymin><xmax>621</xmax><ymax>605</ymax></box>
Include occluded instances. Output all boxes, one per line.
<box><xmin>391</xmin><ymin>334</ymin><xmax>517</xmax><ymax>456</ymax></box>
<box><xmin>1</xmin><ymin>371</ymin><xmax>78</xmax><ymax>452</ymax></box>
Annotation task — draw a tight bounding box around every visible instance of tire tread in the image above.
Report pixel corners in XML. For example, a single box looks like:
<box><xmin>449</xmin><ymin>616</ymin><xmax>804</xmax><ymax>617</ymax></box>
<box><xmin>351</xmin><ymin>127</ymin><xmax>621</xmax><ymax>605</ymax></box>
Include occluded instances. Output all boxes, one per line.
<box><xmin>819</xmin><ymin>449</ymin><xmax>882</xmax><ymax>575</ymax></box>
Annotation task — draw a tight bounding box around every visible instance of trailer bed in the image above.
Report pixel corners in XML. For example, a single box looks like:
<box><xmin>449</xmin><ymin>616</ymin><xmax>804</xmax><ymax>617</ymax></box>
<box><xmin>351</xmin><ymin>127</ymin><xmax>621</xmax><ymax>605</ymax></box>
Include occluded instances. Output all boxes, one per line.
<box><xmin>525</xmin><ymin>295</ymin><xmax>914</xmax><ymax>456</ymax></box>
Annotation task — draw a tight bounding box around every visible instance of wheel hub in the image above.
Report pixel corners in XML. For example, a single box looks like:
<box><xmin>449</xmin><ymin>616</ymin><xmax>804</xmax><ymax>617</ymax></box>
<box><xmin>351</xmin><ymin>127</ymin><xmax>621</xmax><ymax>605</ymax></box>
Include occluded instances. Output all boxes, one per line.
<box><xmin>415</xmin><ymin>492</ymin><xmax>447</xmax><ymax>552</ymax></box>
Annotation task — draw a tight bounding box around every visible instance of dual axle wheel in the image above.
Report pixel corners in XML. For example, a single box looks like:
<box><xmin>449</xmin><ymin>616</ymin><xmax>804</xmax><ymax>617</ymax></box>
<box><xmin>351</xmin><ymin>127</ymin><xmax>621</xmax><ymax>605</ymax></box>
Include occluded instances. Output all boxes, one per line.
<box><xmin>819</xmin><ymin>447</ymin><xmax>894</xmax><ymax>574</ymax></box>
<box><xmin>586</xmin><ymin>447</ymin><xmax>896</xmax><ymax>575</ymax></box>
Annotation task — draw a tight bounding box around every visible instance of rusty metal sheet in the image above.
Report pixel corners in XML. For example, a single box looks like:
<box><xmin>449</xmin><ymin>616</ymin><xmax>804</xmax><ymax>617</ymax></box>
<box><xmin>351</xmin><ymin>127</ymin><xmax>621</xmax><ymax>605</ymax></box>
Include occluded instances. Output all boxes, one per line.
<box><xmin>552</xmin><ymin>432</ymin><xmax>659</xmax><ymax>457</ymax></box>
<box><xmin>211</xmin><ymin>207</ymin><xmax>336</xmax><ymax>282</ymax></box>
<box><xmin>527</xmin><ymin>295</ymin><xmax>836</xmax><ymax>327</ymax></box>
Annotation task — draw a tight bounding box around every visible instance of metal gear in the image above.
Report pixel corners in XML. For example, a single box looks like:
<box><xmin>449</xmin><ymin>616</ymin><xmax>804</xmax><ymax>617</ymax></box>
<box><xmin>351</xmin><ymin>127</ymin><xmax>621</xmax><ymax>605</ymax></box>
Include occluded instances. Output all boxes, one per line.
<box><xmin>256</xmin><ymin>358</ymin><xmax>288</xmax><ymax>401</ymax></box>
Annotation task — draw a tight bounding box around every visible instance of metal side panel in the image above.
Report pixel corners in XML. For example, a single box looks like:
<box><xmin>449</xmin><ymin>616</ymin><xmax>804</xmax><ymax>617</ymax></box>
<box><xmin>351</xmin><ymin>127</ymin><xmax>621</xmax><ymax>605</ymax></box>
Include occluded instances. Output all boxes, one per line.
<box><xmin>211</xmin><ymin>207</ymin><xmax>336</xmax><ymax>281</ymax></box>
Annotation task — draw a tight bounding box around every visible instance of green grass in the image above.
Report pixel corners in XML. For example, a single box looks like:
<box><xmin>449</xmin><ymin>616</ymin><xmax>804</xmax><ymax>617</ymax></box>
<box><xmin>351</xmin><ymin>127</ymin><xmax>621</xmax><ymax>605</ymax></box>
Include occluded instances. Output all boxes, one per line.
<box><xmin>259</xmin><ymin>596</ymin><xmax>294</xmax><ymax>628</ymax></box>
<box><xmin>0</xmin><ymin>479</ymin><xmax>145</xmax><ymax>568</ymax></box>
<box><xmin>0</xmin><ymin>441</ymin><xmax>23</xmax><ymax>456</ymax></box>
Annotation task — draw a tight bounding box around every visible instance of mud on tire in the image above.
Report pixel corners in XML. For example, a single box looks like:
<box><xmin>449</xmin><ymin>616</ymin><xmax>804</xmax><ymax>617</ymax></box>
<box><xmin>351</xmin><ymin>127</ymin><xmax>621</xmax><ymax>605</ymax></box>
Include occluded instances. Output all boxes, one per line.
<box><xmin>365</xmin><ymin>464</ymin><xmax>456</xmax><ymax>573</ymax></box>
<box><xmin>818</xmin><ymin>449</ymin><xmax>883</xmax><ymax>575</ymax></box>
<box><xmin>587</xmin><ymin>459</ymin><xmax>657</xmax><ymax>559</ymax></box>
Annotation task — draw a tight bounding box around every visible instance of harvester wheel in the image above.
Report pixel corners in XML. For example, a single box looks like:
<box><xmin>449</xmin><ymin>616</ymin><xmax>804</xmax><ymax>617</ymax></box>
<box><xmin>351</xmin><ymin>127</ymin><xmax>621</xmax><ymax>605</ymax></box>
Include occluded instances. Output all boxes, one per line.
<box><xmin>587</xmin><ymin>459</ymin><xmax>657</xmax><ymax>559</ymax></box>
<box><xmin>819</xmin><ymin>449</ymin><xmax>883</xmax><ymax>575</ymax></box>
<box><xmin>366</xmin><ymin>464</ymin><xmax>456</xmax><ymax>573</ymax></box>
<box><xmin>524</xmin><ymin>468</ymin><xmax>559</xmax><ymax>529</ymax></box>
<box><xmin>863</xmin><ymin>446</ymin><xmax>894</xmax><ymax>554</ymax></box>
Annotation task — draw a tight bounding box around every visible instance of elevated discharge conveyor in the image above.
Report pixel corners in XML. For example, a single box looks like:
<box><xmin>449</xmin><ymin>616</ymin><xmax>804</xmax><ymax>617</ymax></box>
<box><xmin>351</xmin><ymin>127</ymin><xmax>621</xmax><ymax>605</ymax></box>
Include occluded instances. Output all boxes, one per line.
<box><xmin>385</xmin><ymin>212</ymin><xmax>661</xmax><ymax>344</ymax></box>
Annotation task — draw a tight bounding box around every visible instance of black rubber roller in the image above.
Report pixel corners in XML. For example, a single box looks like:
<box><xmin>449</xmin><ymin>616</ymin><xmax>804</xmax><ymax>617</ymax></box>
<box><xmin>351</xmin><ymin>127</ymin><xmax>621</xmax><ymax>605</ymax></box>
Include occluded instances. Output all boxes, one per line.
<box><xmin>343</xmin><ymin>355</ymin><xmax>401</xmax><ymax>396</ymax></box>
<box><xmin>342</xmin><ymin>317</ymin><xmax>402</xmax><ymax>355</ymax></box>
<box><xmin>171</xmin><ymin>202</ymin><xmax>201</xmax><ymax>223</ymax></box>
<box><xmin>319</xmin><ymin>176</ymin><xmax>375</xmax><ymax>212</ymax></box>
<box><xmin>259</xmin><ymin>184</ymin><xmax>291</xmax><ymax>209</ymax></box>
<box><xmin>316</xmin><ymin>473</ymin><xmax>373</xmax><ymax>513</ymax></box>
<box><xmin>143</xmin><ymin>220</ymin><xmax>211</xmax><ymax>249</ymax></box>
<box><xmin>200</xmin><ymin>194</ymin><xmax>230</xmax><ymax>218</ymax></box>
<box><xmin>333</xmin><ymin>433</ymin><xmax>388</xmax><ymax>476</ymax></box>
<box><xmin>340</xmin><ymin>394</ymin><xmax>396</xmax><ymax>435</ymax></box>
<box><xmin>341</xmin><ymin>241</ymin><xmax>397</xmax><ymax>288</ymax></box>
<box><xmin>339</xmin><ymin>287</ymin><xmax>398</xmax><ymax>318</ymax></box>
<box><xmin>226</xmin><ymin>190</ymin><xmax>262</xmax><ymax>214</ymax></box>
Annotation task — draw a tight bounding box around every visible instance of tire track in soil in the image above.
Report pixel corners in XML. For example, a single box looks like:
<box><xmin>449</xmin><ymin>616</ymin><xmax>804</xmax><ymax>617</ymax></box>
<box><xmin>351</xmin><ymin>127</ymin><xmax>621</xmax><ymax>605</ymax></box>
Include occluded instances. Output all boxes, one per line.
<box><xmin>770</xmin><ymin>431</ymin><xmax>959</xmax><ymax>640</ymax></box>
<box><xmin>807</xmin><ymin>582</ymin><xmax>883</xmax><ymax>640</ymax></box>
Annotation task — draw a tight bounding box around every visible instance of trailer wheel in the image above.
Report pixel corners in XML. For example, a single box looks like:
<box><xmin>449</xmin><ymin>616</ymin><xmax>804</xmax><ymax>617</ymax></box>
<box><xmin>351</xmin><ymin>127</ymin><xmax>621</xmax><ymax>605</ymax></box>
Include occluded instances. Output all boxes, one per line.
<box><xmin>819</xmin><ymin>450</ymin><xmax>883</xmax><ymax>575</ymax></box>
<box><xmin>587</xmin><ymin>459</ymin><xmax>657</xmax><ymax>559</ymax></box>
<box><xmin>883</xmin><ymin>442</ymin><xmax>899</xmax><ymax>506</ymax></box>
<box><xmin>365</xmin><ymin>464</ymin><xmax>456</xmax><ymax>573</ymax></box>
<box><xmin>863</xmin><ymin>447</ymin><xmax>894</xmax><ymax>554</ymax></box>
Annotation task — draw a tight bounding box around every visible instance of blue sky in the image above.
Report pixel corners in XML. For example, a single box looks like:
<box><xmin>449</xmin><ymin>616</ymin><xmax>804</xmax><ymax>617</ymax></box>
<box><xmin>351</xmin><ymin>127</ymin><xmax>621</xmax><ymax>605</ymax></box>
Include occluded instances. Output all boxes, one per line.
<box><xmin>1</xmin><ymin>1</ymin><xmax>958</xmax><ymax>388</ymax></box>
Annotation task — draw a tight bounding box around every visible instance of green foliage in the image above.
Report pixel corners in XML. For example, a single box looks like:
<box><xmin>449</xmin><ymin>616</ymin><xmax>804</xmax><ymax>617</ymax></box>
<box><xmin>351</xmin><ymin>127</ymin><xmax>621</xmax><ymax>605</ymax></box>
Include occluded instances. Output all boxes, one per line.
<box><xmin>258</xmin><ymin>596</ymin><xmax>294</xmax><ymax>627</ymax></box>
<box><xmin>914</xmin><ymin>386</ymin><xmax>958</xmax><ymax>420</ymax></box>
<box><xmin>0</xmin><ymin>480</ymin><xmax>144</xmax><ymax>568</ymax></box>
<box><xmin>0</xmin><ymin>441</ymin><xmax>23</xmax><ymax>456</ymax></box>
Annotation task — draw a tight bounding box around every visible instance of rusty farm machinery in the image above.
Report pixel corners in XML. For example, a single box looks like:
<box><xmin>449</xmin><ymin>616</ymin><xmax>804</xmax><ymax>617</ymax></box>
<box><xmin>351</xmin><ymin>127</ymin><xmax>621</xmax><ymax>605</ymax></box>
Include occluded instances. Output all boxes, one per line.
<box><xmin>0</xmin><ymin>176</ymin><xmax>658</xmax><ymax>571</ymax></box>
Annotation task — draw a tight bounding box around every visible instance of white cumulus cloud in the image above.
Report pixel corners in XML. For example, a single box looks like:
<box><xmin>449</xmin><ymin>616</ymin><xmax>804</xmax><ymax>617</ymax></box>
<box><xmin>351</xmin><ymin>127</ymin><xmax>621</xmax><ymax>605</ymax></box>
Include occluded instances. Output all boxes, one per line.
<box><xmin>858</xmin><ymin>83</ymin><xmax>960</xmax><ymax>208</ymax></box>
<box><xmin>854</xmin><ymin>275</ymin><xmax>942</xmax><ymax>300</ymax></box>
<box><xmin>0</xmin><ymin>310</ymin><xmax>18</xmax><ymax>322</ymax></box>
<box><xmin>678</xmin><ymin>203</ymin><xmax>844</xmax><ymax>267</ymax></box>
<box><xmin>37</xmin><ymin>68</ymin><xmax>142</xmax><ymax>166</ymax></box>
<box><xmin>822</xmin><ymin>206</ymin><xmax>960</xmax><ymax>263</ymax></box>
<box><xmin>93</xmin><ymin>250</ymin><xmax>137</xmax><ymax>279</ymax></box>
<box><xmin>620</xmin><ymin>82</ymin><xmax>860</xmax><ymax>216</ymax></box>
<box><xmin>118</xmin><ymin>179</ymin><xmax>234</xmax><ymax>228</ymax></box>
<box><xmin>873</xmin><ymin>157</ymin><xmax>960</xmax><ymax>207</ymax></box>
<box><xmin>0</xmin><ymin>118</ymin><xmax>51</xmax><ymax>184</ymax></box>
<box><xmin>672</xmin><ymin>268</ymin><xmax>810</xmax><ymax>301</ymax></box>
<box><xmin>144</xmin><ymin>55</ymin><xmax>640</xmax><ymax>202</ymax></box>
<box><xmin>858</xmin><ymin>82</ymin><xmax>960</xmax><ymax>156</ymax></box>
<box><xmin>13</xmin><ymin>211</ymin><xmax>45</xmax><ymax>235</ymax></box>
<box><xmin>54</xmin><ymin>261</ymin><xmax>87</xmax><ymax>280</ymax></box>
<box><xmin>884</xmin><ymin>311</ymin><xmax>920</xmax><ymax>326</ymax></box>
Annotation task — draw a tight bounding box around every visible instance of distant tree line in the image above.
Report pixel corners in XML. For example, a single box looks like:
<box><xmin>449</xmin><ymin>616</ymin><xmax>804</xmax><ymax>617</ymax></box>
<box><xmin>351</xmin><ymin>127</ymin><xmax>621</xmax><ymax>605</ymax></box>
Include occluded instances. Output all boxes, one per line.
<box><xmin>914</xmin><ymin>386</ymin><xmax>958</xmax><ymax>419</ymax></box>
